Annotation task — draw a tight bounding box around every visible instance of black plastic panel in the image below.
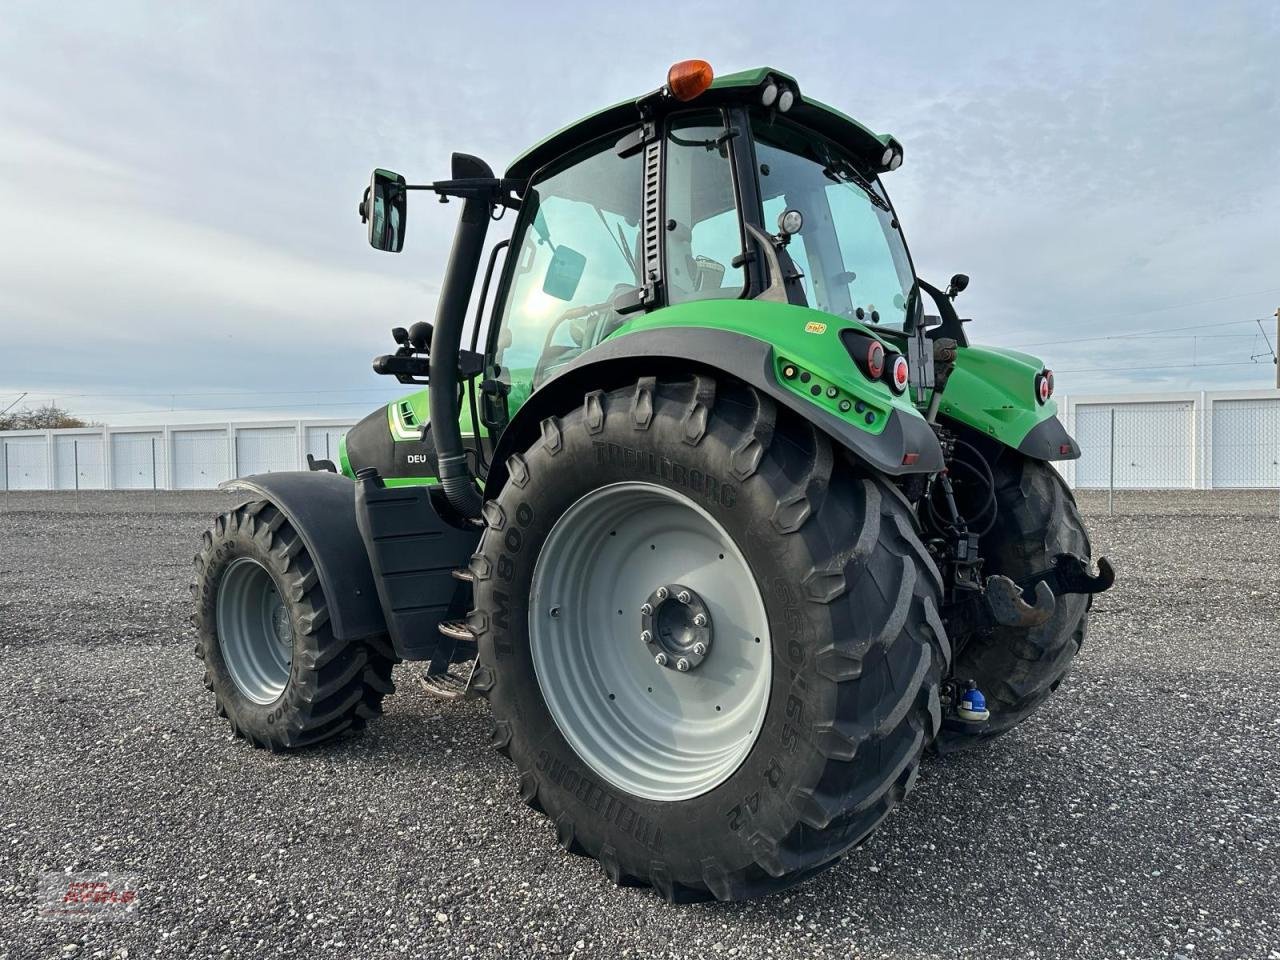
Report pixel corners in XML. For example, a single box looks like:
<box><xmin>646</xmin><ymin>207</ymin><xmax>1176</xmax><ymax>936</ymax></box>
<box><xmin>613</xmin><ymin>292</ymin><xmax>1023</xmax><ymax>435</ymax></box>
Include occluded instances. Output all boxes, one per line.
<box><xmin>354</xmin><ymin>478</ymin><xmax>480</xmax><ymax>663</ymax></box>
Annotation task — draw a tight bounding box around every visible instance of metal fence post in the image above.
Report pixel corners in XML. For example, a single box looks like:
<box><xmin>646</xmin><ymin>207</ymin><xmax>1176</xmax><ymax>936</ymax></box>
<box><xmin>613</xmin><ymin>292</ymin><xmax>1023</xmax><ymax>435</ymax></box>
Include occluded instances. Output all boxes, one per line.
<box><xmin>1108</xmin><ymin>407</ymin><xmax>1116</xmax><ymax>517</ymax></box>
<box><xmin>151</xmin><ymin>437</ymin><xmax>158</xmax><ymax>514</ymax></box>
<box><xmin>74</xmin><ymin>439</ymin><xmax>80</xmax><ymax>512</ymax></box>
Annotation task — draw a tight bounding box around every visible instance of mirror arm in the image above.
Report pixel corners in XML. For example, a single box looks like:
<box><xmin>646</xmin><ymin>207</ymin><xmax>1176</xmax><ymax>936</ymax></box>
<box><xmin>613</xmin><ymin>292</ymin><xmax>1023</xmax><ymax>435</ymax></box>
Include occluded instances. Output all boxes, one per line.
<box><xmin>916</xmin><ymin>278</ymin><xmax>968</xmax><ymax>348</ymax></box>
<box><xmin>404</xmin><ymin>178</ymin><xmax>523</xmax><ymax>209</ymax></box>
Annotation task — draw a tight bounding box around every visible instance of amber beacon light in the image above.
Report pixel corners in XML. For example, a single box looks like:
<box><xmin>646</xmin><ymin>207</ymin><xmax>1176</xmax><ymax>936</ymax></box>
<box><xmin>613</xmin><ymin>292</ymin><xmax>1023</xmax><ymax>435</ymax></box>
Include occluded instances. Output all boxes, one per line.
<box><xmin>667</xmin><ymin>59</ymin><xmax>715</xmax><ymax>101</ymax></box>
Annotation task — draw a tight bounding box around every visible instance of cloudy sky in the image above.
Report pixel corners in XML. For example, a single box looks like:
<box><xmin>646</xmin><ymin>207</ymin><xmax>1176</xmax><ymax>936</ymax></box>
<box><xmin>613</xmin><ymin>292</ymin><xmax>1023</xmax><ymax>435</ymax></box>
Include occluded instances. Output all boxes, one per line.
<box><xmin>1</xmin><ymin>1</ymin><xmax>1277</xmax><ymax>425</ymax></box>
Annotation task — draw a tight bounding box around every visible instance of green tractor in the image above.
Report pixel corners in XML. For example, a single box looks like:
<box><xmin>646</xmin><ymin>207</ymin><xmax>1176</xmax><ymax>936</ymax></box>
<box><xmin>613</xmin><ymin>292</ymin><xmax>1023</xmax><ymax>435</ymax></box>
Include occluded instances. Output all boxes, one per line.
<box><xmin>193</xmin><ymin>61</ymin><xmax>1113</xmax><ymax>901</ymax></box>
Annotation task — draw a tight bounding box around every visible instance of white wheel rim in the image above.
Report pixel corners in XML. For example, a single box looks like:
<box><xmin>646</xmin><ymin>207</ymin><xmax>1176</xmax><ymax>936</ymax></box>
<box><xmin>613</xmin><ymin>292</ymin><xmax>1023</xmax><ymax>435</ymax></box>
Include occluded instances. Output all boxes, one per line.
<box><xmin>529</xmin><ymin>482</ymin><xmax>771</xmax><ymax>801</ymax></box>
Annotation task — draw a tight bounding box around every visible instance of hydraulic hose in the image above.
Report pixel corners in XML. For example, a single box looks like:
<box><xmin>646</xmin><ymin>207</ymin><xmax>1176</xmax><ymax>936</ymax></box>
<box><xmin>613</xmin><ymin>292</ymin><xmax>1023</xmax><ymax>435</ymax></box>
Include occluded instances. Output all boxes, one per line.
<box><xmin>429</xmin><ymin>157</ymin><xmax>493</xmax><ymax>519</ymax></box>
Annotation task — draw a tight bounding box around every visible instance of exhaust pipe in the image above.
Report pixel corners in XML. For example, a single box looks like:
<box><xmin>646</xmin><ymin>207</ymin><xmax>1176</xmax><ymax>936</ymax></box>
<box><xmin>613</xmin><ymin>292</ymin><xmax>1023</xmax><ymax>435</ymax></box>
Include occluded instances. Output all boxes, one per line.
<box><xmin>429</xmin><ymin>153</ymin><xmax>493</xmax><ymax>519</ymax></box>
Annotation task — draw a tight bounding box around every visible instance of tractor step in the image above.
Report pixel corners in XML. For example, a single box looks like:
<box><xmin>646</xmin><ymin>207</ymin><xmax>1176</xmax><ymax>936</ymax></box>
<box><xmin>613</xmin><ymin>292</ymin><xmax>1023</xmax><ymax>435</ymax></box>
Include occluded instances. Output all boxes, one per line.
<box><xmin>418</xmin><ymin>659</ymin><xmax>478</xmax><ymax>701</ymax></box>
<box><xmin>437</xmin><ymin>619</ymin><xmax>474</xmax><ymax>642</ymax></box>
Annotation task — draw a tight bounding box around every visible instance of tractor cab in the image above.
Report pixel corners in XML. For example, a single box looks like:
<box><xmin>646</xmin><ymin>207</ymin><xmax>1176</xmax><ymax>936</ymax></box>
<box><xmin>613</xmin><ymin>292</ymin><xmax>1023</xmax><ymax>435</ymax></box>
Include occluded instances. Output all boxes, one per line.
<box><xmin>347</xmin><ymin>63</ymin><xmax>941</xmax><ymax>490</ymax></box>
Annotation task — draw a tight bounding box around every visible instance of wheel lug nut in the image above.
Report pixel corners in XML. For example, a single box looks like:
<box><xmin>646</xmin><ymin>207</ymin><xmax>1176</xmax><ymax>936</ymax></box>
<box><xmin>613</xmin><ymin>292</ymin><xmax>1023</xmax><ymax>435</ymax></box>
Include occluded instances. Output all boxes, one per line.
<box><xmin>654</xmin><ymin>652</ymin><xmax>668</xmax><ymax>666</ymax></box>
<box><xmin>693</xmin><ymin>642</ymin><xmax>707</xmax><ymax>656</ymax></box>
<box><xmin>692</xmin><ymin>613</ymin><xmax>707</xmax><ymax>627</ymax></box>
<box><xmin>640</xmin><ymin>630</ymin><xmax>653</xmax><ymax>644</ymax></box>
<box><xmin>655</xmin><ymin>587</ymin><xmax>668</xmax><ymax>600</ymax></box>
<box><xmin>676</xmin><ymin>658</ymin><xmax>691</xmax><ymax>672</ymax></box>
<box><xmin>640</xmin><ymin>602</ymin><xmax>653</xmax><ymax>616</ymax></box>
<box><xmin>677</xmin><ymin>590</ymin><xmax>692</xmax><ymax>604</ymax></box>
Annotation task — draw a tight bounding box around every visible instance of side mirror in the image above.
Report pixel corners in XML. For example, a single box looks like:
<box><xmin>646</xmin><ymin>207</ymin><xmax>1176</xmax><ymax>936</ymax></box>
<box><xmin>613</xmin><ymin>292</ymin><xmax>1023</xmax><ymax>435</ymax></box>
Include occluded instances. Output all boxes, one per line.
<box><xmin>946</xmin><ymin>273</ymin><xmax>969</xmax><ymax>299</ymax></box>
<box><xmin>359</xmin><ymin>168</ymin><xmax>407</xmax><ymax>252</ymax></box>
<box><xmin>543</xmin><ymin>245</ymin><xmax>587</xmax><ymax>301</ymax></box>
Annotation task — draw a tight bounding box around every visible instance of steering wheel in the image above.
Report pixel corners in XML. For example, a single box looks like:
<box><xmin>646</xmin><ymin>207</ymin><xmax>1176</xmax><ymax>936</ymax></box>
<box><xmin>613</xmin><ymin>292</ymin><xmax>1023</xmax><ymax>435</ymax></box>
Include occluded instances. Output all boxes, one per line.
<box><xmin>531</xmin><ymin>285</ymin><xmax>637</xmax><ymax>386</ymax></box>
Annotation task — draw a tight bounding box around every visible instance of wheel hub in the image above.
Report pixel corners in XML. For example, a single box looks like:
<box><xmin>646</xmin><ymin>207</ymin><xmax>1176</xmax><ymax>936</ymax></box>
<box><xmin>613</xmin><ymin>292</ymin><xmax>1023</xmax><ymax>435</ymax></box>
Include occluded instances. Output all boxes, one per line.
<box><xmin>641</xmin><ymin>583</ymin><xmax>713</xmax><ymax>671</ymax></box>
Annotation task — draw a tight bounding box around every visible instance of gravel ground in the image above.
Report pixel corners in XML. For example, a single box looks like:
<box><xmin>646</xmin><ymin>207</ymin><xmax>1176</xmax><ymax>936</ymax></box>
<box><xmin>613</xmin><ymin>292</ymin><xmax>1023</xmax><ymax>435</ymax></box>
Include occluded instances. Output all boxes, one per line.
<box><xmin>0</xmin><ymin>491</ymin><xmax>1276</xmax><ymax>960</ymax></box>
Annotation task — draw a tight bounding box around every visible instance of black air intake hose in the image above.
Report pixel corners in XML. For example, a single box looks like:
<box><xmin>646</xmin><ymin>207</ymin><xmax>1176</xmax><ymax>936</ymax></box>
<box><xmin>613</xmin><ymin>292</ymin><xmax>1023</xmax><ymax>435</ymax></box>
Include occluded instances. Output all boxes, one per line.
<box><xmin>430</xmin><ymin>153</ymin><xmax>493</xmax><ymax>519</ymax></box>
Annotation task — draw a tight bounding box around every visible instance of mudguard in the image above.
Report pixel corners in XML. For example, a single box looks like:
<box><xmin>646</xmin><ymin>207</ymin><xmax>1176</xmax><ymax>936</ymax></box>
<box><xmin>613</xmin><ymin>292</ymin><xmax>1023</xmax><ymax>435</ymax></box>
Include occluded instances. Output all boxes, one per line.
<box><xmin>220</xmin><ymin>471</ymin><xmax>386</xmax><ymax>643</ymax></box>
<box><xmin>485</xmin><ymin>326</ymin><xmax>944</xmax><ymax>495</ymax></box>
<box><xmin>938</xmin><ymin>344</ymin><xmax>1080</xmax><ymax>461</ymax></box>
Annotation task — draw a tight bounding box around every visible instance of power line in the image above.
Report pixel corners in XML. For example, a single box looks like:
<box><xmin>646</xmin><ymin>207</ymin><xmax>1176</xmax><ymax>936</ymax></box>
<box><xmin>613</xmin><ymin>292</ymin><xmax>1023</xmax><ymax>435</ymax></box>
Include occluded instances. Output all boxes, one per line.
<box><xmin>1010</xmin><ymin>285</ymin><xmax>1280</xmax><ymax>332</ymax></box>
<box><xmin>1007</xmin><ymin>318</ymin><xmax>1263</xmax><ymax>349</ymax></box>
<box><xmin>1053</xmin><ymin>360</ymin><xmax>1267</xmax><ymax>374</ymax></box>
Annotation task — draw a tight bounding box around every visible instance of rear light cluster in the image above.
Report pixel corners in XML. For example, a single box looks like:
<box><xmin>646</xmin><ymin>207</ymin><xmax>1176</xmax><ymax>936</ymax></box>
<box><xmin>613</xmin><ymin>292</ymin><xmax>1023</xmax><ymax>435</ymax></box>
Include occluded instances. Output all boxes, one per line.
<box><xmin>778</xmin><ymin>358</ymin><xmax>882</xmax><ymax>427</ymax></box>
<box><xmin>840</xmin><ymin>330</ymin><xmax>909</xmax><ymax>395</ymax></box>
<box><xmin>1035</xmin><ymin>369</ymin><xmax>1054</xmax><ymax>405</ymax></box>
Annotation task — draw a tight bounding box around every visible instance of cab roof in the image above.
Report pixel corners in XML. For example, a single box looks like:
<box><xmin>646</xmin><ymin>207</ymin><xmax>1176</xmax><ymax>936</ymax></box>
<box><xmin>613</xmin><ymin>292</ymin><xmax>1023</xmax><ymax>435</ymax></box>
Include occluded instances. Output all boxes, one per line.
<box><xmin>505</xmin><ymin>66</ymin><xmax>900</xmax><ymax>183</ymax></box>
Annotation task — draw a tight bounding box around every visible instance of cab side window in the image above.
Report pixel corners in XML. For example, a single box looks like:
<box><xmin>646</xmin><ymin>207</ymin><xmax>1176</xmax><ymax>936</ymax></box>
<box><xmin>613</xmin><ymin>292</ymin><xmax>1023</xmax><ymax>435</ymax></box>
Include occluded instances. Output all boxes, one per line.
<box><xmin>664</xmin><ymin>111</ymin><xmax>746</xmax><ymax>305</ymax></box>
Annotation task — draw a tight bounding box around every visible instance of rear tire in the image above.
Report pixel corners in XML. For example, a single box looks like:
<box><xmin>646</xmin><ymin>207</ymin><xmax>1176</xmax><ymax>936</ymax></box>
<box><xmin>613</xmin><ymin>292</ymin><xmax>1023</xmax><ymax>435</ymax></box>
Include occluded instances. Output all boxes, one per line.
<box><xmin>192</xmin><ymin>499</ymin><xmax>396</xmax><ymax>750</ymax></box>
<box><xmin>936</xmin><ymin>452</ymin><xmax>1091</xmax><ymax>752</ymax></box>
<box><xmin>470</xmin><ymin>377</ymin><xmax>949</xmax><ymax>901</ymax></box>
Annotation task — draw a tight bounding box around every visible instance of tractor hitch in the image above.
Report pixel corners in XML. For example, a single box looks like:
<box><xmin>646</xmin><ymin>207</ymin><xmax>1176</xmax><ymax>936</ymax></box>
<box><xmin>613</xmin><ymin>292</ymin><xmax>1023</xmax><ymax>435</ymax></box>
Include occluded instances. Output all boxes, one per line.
<box><xmin>949</xmin><ymin>553</ymin><xmax>1114</xmax><ymax>639</ymax></box>
<box><xmin>1017</xmin><ymin>553</ymin><xmax>1115</xmax><ymax>603</ymax></box>
<box><xmin>985</xmin><ymin>575</ymin><xmax>1056</xmax><ymax>628</ymax></box>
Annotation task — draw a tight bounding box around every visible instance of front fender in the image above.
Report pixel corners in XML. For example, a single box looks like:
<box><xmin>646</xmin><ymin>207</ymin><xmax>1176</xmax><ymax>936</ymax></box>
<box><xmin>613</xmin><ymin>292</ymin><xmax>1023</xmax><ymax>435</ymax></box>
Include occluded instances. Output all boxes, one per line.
<box><xmin>486</xmin><ymin>325</ymin><xmax>943</xmax><ymax>496</ymax></box>
<box><xmin>219</xmin><ymin>471</ymin><xmax>386</xmax><ymax>642</ymax></box>
<box><xmin>938</xmin><ymin>344</ymin><xmax>1079</xmax><ymax>460</ymax></box>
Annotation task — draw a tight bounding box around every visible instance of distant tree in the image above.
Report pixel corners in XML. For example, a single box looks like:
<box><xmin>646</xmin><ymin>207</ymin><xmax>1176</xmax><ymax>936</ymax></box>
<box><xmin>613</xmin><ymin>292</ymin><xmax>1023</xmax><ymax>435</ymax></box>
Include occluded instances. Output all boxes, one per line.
<box><xmin>0</xmin><ymin>403</ymin><xmax>97</xmax><ymax>431</ymax></box>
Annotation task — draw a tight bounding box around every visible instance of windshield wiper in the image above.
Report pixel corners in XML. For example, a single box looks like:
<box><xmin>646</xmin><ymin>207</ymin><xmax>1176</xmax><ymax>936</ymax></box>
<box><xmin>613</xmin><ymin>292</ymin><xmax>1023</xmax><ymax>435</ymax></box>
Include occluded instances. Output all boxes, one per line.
<box><xmin>817</xmin><ymin>143</ymin><xmax>891</xmax><ymax>213</ymax></box>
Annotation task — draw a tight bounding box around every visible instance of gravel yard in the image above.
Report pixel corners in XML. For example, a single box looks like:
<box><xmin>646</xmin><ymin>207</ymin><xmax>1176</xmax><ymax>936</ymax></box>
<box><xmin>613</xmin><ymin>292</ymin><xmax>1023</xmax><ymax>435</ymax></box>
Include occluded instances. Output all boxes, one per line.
<box><xmin>0</xmin><ymin>491</ymin><xmax>1276</xmax><ymax>960</ymax></box>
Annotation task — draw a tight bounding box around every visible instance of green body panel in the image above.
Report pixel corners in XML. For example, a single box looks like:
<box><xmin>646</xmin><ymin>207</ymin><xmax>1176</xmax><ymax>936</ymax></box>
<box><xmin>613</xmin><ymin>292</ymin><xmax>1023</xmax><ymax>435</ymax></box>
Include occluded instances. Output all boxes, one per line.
<box><xmin>935</xmin><ymin>343</ymin><xmax>1055</xmax><ymax>447</ymax></box>
<box><xmin>586</xmin><ymin>299</ymin><xmax>925</xmax><ymax>436</ymax></box>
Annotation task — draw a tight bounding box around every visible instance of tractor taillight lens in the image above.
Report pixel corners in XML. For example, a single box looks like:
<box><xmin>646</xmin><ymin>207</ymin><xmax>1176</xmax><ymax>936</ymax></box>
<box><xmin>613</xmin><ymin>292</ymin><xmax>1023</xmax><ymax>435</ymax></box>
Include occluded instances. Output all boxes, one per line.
<box><xmin>890</xmin><ymin>355</ymin><xmax>909</xmax><ymax>394</ymax></box>
<box><xmin>667</xmin><ymin>60</ymin><xmax>715</xmax><ymax>101</ymax></box>
<box><xmin>1036</xmin><ymin>370</ymin><xmax>1053</xmax><ymax>405</ymax></box>
<box><xmin>866</xmin><ymin>341</ymin><xmax>885</xmax><ymax>379</ymax></box>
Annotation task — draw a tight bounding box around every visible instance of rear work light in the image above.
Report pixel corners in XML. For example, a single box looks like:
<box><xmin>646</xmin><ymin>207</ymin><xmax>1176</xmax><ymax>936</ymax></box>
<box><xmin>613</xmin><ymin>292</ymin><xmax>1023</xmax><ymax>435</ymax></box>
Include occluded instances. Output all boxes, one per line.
<box><xmin>1035</xmin><ymin>369</ymin><xmax>1054</xmax><ymax>405</ymax></box>
<box><xmin>866</xmin><ymin>340</ymin><xmax>885</xmax><ymax>379</ymax></box>
<box><xmin>889</xmin><ymin>354</ymin><xmax>909</xmax><ymax>394</ymax></box>
<box><xmin>839</xmin><ymin>329</ymin><xmax>888</xmax><ymax>383</ymax></box>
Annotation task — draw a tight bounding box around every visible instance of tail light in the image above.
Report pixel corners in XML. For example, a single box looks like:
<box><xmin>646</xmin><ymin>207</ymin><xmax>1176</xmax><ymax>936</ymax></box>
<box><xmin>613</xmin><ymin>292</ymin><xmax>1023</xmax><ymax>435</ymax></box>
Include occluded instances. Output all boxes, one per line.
<box><xmin>889</xmin><ymin>354</ymin><xmax>909</xmax><ymax>394</ymax></box>
<box><xmin>1035</xmin><ymin>369</ymin><xmax>1053</xmax><ymax>405</ymax></box>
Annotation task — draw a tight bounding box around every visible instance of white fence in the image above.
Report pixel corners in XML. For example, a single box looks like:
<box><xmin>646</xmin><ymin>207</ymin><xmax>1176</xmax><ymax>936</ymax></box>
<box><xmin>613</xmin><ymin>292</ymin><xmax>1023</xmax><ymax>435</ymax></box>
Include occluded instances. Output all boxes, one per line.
<box><xmin>0</xmin><ymin>420</ymin><xmax>354</xmax><ymax>492</ymax></box>
<box><xmin>1</xmin><ymin>391</ymin><xmax>1278</xmax><ymax>492</ymax></box>
<box><xmin>1056</xmin><ymin>389</ymin><xmax>1280</xmax><ymax>490</ymax></box>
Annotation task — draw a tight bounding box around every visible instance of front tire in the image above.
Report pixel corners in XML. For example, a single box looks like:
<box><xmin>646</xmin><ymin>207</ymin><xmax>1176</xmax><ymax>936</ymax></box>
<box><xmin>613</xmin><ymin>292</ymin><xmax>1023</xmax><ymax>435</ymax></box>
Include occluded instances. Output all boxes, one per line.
<box><xmin>192</xmin><ymin>499</ymin><xmax>396</xmax><ymax>750</ymax></box>
<box><xmin>470</xmin><ymin>377</ymin><xmax>949</xmax><ymax>901</ymax></box>
<box><xmin>936</xmin><ymin>450</ymin><xmax>1092</xmax><ymax>752</ymax></box>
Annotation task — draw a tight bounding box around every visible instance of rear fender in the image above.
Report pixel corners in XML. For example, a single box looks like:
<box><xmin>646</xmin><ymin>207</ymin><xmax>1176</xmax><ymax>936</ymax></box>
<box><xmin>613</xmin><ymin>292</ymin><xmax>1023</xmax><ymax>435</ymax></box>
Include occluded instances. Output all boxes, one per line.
<box><xmin>485</xmin><ymin>326</ymin><xmax>944</xmax><ymax>496</ymax></box>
